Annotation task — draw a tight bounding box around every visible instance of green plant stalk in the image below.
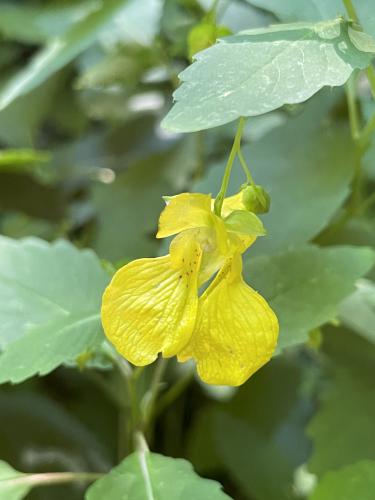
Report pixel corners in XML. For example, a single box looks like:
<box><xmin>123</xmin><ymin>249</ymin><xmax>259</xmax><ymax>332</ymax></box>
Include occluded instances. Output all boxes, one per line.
<box><xmin>214</xmin><ymin>117</ymin><xmax>246</xmax><ymax>216</ymax></box>
<box><xmin>343</xmin><ymin>0</ymin><xmax>359</xmax><ymax>22</ymax></box>
<box><xmin>346</xmin><ymin>73</ymin><xmax>361</xmax><ymax>142</ymax></box>
<box><xmin>359</xmin><ymin>111</ymin><xmax>375</xmax><ymax>149</ymax></box>
<box><xmin>154</xmin><ymin>370</ymin><xmax>194</xmax><ymax>419</ymax></box>
<box><xmin>366</xmin><ymin>66</ymin><xmax>375</xmax><ymax>98</ymax></box>
<box><xmin>143</xmin><ymin>358</ymin><xmax>169</xmax><ymax>430</ymax></box>
<box><xmin>2</xmin><ymin>472</ymin><xmax>102</xmax><ymax>490</ymax></box>
<box><xmin>238</xmin><ymin>148</ymin><xmax>255</xmax><ymax>186</ymax></box>
<box><xmin>346</xmin><ymin>77</ymin><xmax>364</xmax><ymax>210</ymax></box>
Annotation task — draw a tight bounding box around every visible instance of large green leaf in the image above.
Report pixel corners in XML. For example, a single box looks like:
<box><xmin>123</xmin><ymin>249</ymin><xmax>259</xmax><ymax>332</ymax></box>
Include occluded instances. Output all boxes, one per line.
<box><xmin>86</xmin><ymin>451</ymin><xmax>232</xmax><ymax>499</ymax></box>
<box><xmin>0</xmin><ymin>0</ymin><xmax>128</xmax><ymax>111</ymax></box>
<box><xmin>0</xmin><ymin>460</ymin><xmax>29</xmax><ymax>500</ymax></box>
<box><xmin>309</xmin><ymin>461</ymin><xmax>375</xmax><ymax>500</ymax></box>
<box><xmin>0</xmin><ymin>237</ymin><xmax>109</xmax><ymax>383</ymax></box>
<box><xmin>162</xmin><ymin>19</ymin><xmax>374</xmax><ymax>132</ymax></box>
<box><xmin>307</xmin><ymin>328</ymin><xmax>375</xmax><ymax>476</ymax></box>
<box><xmin>246</xmin><ymin>245</ymin><xmax>375</xmax><ymax>350</ymax></box>
<box><xmin>246</xmin><ymin>0</ymin><xmax>375</xmax><ymax>39</ymax></box>
<box><xmin>246</xmin><ymin>0</ymin><xmax>343</xmax><ymax>23</ymax></box>
<box><xmin>197</xmin><ymin>91</ymin><xmax>357</xmax><ymax>256</ymax></box>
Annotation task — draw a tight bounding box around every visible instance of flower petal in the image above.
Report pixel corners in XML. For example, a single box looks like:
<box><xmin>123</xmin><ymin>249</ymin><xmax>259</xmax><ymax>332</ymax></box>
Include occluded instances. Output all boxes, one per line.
<box><xmin>102</xmin><ymin>238</ymin><xmax>202</xmax><ymax>365</ymax></box>
<box><xmin>221</xmin><ymin>191</ymin><xmax>246</xmax><ymax>217</ymax></box>
<box><xmin>179</xmin><ymin>255</ymin><xmax>278</xmax><ymax>386</ymax></box>
<box><xmin>157</xmin><ymin>193</ymin><xmax>212</xmax><ymax>239</ymax></box>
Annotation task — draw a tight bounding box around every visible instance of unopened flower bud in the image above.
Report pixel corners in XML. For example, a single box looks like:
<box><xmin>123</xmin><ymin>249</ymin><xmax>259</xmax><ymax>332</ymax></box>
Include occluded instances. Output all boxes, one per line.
<box><xmin>242</xmin><ymin>185</ymin><xmax>270</xmax><ymax>214</ymax></box>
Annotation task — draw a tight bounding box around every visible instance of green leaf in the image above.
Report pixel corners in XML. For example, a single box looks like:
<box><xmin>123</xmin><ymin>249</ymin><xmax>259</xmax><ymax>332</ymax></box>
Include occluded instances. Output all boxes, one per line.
<box><xmin>0</xmin><ymin>0</ymin><xmax>128</xmax><ymax>111</ymax></box>
<box><xmin>0</xmin><ymin>0</ymin><xmax>102</xmax><ymax>44</ymax></box>
<box><xmin>103</xmin><ymin>0</ymin><xmax>163</xmax><ymax>47</ymax></box>
<box><xmin>339</xmin><ymin>279</ymin><xmax>375</xmax><ymax>344</ymax></box>
<box><xmin>246</xmin><ymin>0</ymin><xmax>343</xmax><ymax>23</ymax></box>
<box><xmin>246</xmin><ymin>0</ymin><xmax>375</xmax><ymax>39</ymax></box>
<box><xmin>0</xmin><ymin>237</ymin><xmax>109</xmax><ymax>384</ymax></box>
<box><xmin>309</xmin><ymin>461</ymin><xmax>375</xmax><ymax>500</ymax></box>
<box><xmin>197</xmin><ymin>91</ymin><xmax>357</xmax><ymax>256</ymax></box>
<box><xmin>246</xmin><ymin>245</ymin><xmax>375</xmax><ymax>350</ymax></box>
<box><xmin>224</xmin><ymin>210</ymin><xmax>266</xmax><ymax>236</ymax></box>
<box><xmin>162</xmin><ymin>19</ymin><xmax>374</xmax><ymax>132</ymax></box>
<box><xmin>307</xmin><ymin>328</ymin><xmax>375</xmax><ymax>475</ymax></box>
<box><xmin>86</xmin><ymin>451</ymin><xmax>232</xmax><ymax>499</ymax></box>
<box><xmin>0</xmin><ymin>460</ymin><xmax>29</xmax><ymax>500</ymax></box>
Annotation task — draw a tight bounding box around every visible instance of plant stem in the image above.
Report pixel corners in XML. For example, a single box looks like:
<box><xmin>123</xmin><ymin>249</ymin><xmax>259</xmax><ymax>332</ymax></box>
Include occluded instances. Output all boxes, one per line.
<box><xmin>2</xmin><ymin>472</ymin><xmax>102</xmax><ymax>490</ymax></box>
<box><xmin>208</xmin><ymin>0</ymin><xmax>220</xmax><ymax>19</ymax></box>
<box><xmin>359</xmin><ymin>111</ymin><xmax>375</xmax><ymax>149</ymax></box>
<box><xmin>366</xmin><ymin>66</ymin><xmax>375</xmax><ymax>98</ymax></box>
<box><xmin>238</xmin><ymin>148</ymin><xmax>255</xmax><ymax>186</ymax></box>
<box><xmin>346</xmin><ymin>73</ymin><xmax>361</xmax><ymax>142</ymax></box>
<box><xmin>343</xmin><ymin>0</ymin><xmax>359</xmax><ymax>22</ymax></box>
<box><xmin>154</xmin><ymin>370</ymin><xmax>194</xmax><ymax>419</ymax></box>
<box><xmin>214</xmin><ymin>117</ymin><xmax>246</xmax><ymax>216</ymax></box>
<box><xmin>360</xmin><ymin>190</ymin><xmax>375</xmax><ymax>213</ymax></box>
<box><xmin>143</xmin><ymin>358</ymin><xmax>168</xmax><ymax>430</ymax></box>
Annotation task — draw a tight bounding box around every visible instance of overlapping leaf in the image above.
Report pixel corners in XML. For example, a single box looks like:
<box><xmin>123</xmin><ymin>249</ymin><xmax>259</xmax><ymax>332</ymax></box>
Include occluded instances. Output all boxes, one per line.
<box><xmin>86</xmin><ymin>451</ymin><xmax>232</xmax><ymax>499</ymax></box>
<box><xmin>247</xmin><ymin>245</ymin><xmax>375</xmax><ymax>350</ymax></box>
<box><xmin>0</xmin><ymin>0</ymin><xmax>129</xmax><ymax>111</ymax></box>
<box><xmin>163</xmin><ymin>19</ymin><xmax>375</xmax><ymax>132</ymax></box>
<box><xmin>0</xmin><ymin>237</ymin><xmax>109</xmax><ymax>383</ymax></box>
<box><xmin>246</xmin><ymin>0</ymin><xmax>375</xmax><ymax>39</ymax></box>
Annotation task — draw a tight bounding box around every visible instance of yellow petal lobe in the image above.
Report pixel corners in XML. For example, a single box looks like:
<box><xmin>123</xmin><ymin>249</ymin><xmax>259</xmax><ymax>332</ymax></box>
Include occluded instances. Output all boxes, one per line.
<box><xmin>179</xmin><ymin>255</ymin><xmax>278</xmax><ymax>386</ymax></box>
<box><xmin>221</xmin><ymin>191</ymin><xmax>246</xmax><ymax>217</ymax></box>
<box><xmin>102</xmin><ymin>238</ymin><xmax>202</xmax><ymax>365</ymax></box>
<box><xmin>157</xmin><ymin>193</ymin><xmax>212</xmax><ymax>239</ymax></box>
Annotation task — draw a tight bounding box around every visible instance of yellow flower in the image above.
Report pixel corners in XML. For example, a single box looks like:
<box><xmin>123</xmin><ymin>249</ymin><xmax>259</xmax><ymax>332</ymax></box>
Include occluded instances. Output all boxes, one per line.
<box><xmin>101</xmin><ymin>192</ymin><xmax>279</xmax><ymax>386</ymax></box>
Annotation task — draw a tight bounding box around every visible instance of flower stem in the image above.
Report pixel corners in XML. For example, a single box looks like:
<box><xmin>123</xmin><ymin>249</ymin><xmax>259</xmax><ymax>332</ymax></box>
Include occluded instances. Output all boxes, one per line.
<box><xmin>154</xmin><ymin>370</ymin><xmax>194</xmax><ymax>419</ymax></box>
<box><xmin>238</xmin><ymin>148</ymin><xmax>255</xmax><ymax>186</ymax></box>
<box><xmin>366</xmin><ymin>66</ymin><xmax>375</xmax><ymax>99</ymax></box>
<box><xmin>143</xmin><ymin>358</ymin><xmax>168</xmax><ymax>430</ymax></box>
<box><xmin>214</xmin><ymin>117</ymin><xmax>246</xmax><ymax>216</ymax></box>
<box><xmin>359</xmin><ymin>111</ymin><xmax>375</xmax><ymax>149</ymax></box>
<box><xmin>346</xmin><ymin>73</ymin><xmax>361</xmax><ymax>142</ymax></box>
<box><xmin>343</xmin><ymin>0</ymin><xmax>359</xmax><ymax>22</ymax></box>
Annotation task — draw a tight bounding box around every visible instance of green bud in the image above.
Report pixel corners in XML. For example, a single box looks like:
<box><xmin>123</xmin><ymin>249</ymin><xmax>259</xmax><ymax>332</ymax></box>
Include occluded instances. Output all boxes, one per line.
<box><xmin>242</xmin><ymin>185</ymin><xmax>271</xmax><ymax>214</ymax></box>
<box><xmin>187</xmin><ymin>23</ymin><xmax>231</xmax><ymax>61</ymax></box>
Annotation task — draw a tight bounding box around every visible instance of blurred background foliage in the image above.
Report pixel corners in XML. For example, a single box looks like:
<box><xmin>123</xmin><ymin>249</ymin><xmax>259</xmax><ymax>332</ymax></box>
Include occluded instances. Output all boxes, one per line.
<box><xmin>0</xmin><ymin>0</ymin><xmax>375</xmax><ymax>499</ymax></box>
